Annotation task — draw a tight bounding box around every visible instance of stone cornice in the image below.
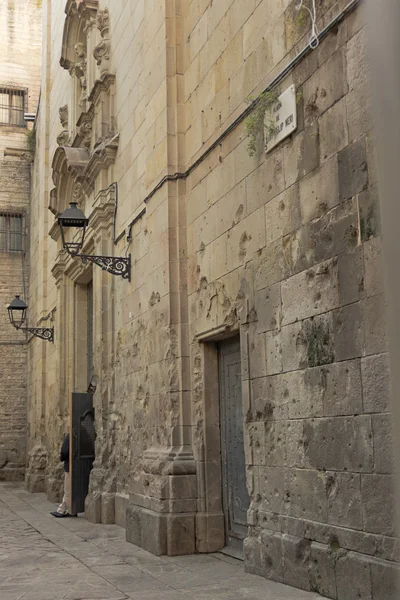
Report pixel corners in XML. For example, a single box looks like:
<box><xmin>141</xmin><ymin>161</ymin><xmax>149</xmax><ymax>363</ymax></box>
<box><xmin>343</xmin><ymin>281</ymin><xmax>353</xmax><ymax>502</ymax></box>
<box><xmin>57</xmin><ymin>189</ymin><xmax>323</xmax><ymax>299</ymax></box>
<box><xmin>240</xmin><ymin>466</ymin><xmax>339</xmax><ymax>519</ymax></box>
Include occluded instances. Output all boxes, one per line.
<box><xmin>82</xmin><ymin>134</ymin><xmax>119</xmax><ymax>194</ymax></box>
<box><xmin>87</xmin><ymin>73</ymin><xmax>115</xmax><ymax>105</ymax></box>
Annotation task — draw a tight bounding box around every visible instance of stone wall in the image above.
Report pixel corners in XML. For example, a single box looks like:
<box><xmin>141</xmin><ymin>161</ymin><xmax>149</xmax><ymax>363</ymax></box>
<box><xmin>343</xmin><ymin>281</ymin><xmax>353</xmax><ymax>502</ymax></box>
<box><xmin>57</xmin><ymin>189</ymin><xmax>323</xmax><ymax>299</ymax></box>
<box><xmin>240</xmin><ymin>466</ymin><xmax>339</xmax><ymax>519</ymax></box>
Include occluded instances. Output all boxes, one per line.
<box><xmin>0</xmin><ymin>0</ymin><xmax>42</xmax><ymax>481</ymax></box>
<box><xmin>183</xmin><ymin>1</ymin><xmax>398</xmax><ymax>597</ymax></box>
<box><xmin>26</xmin><ymin>1</ymin><xmax>398</xmax><ymax>598</ymax></box>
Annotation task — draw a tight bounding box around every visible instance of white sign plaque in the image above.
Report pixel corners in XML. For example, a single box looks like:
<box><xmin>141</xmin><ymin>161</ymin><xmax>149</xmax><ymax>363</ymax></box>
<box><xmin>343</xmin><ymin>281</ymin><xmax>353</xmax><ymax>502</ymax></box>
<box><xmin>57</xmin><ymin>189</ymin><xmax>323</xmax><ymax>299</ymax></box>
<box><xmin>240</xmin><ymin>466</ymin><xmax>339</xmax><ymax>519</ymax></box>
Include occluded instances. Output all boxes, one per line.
<box><xmin>265</xmin><ymin>85</ymin><xmax>297</xmax><ymax>153</ymax></box>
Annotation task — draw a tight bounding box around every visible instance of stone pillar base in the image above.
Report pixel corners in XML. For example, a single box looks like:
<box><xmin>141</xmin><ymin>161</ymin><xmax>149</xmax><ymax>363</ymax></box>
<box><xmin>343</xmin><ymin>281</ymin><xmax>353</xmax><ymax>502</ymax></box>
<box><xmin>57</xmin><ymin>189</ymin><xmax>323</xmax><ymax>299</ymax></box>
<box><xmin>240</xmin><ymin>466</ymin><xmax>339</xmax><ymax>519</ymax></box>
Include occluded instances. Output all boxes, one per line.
<box><xmin>126</xmin><ymin>504</ymin><xmax>195</xmax><ymax>556</ymax></box>
<box><xmin>0</xmin><ymin>466</ymin><xmax>25</xmax><ymax>482</ymax></box>
<box><xmin>85</xmin><ymin>491</ymin><xmax>115</xmax><ymax>524</ymax></box>
<box><xmin>25</xmin><ymin>444</ymin><xmax>48</xmax><ymax>493</ymax></box>
<box><xmin>195</xmin><ymin>512</ymin><xmax>225</xmax><ymax>553</ymax></box>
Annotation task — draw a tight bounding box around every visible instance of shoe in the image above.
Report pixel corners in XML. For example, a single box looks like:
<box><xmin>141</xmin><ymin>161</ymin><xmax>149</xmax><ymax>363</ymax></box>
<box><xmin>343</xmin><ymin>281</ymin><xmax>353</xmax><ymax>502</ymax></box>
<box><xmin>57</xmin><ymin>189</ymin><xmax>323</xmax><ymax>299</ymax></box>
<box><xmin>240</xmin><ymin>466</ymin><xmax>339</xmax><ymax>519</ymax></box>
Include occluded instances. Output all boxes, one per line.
<box><xmin>50</xmin><ymin>511</ymin><xmax>68</xmax><ymax>518</ymax></box>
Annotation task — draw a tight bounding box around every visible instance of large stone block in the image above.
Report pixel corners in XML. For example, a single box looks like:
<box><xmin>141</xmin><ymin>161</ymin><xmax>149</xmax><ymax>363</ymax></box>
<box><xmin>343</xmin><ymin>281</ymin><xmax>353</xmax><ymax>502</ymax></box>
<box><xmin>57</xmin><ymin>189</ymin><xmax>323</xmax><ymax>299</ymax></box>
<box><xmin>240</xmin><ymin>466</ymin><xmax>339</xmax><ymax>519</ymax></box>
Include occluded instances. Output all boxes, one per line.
<box><xmin>372</xmin><ymin>414</ymin><xmax>394</xmax><ymax>474</ymax></box>
<box><xmin>363</xmin><ymin>237</ymin><xmax>384</xmax><ymax>298</ymax></box>
<box><xmin>246</xmin><ymin>150</ymin><xmax>286</xmax><ymax>215</ymax></box>
<box><xmin>309</xmin><ymin>542</ymin><xmax>336</xmax><ymax>599</ymax></box>
<box><xmin>167</xmin><ymin>513</ymin><xmax>195</xmax><ymax>555</ymax></box>
<box><xmin>250</xmin><ymin>376</ymin><xmax>288</xmax><ymax>422</ymax></box>
<box><xmin>326</xmin><ymin>472</ymin><xmax>362</xmax><ymax>530</ymax></box>
<box><xmin>336</xmin><ymin>551</ymin><xmax>373</xmax><ymax>600</ymax></box>
<box><xmin>281</xmin><ymin>321</ymin><xmax>308</xmax><ymax>371</ymax></box>
<box><xmin>195</xmin><ymin>512</ymin><xmax>225</xmax><ymax>553</ymax></box>
<box><xmin>370</xmin><ymin>558</ymin><xmax>400</xmax><ymax>600</ymax></box>
<box><xmin>126</xmin><ymin>504</ymin><xmax>167</xmax><ymax>555</ymax></box>
<box><xmin>260</xmin><ymin>530</ymin><xmax>284</xmax><ymax>582</ymax></box>
<box><xmin>259</xmin><ymin>467</ymin><xmax>285</xmax><ymax>514</ymax></box>
<box><xmin>361</xmin><ymin>353</ymin><xmax>391</xmax><ymax>413</ymax></box>
<box><xmin>282</xmin><ymin>534</ymin><xmax>312</xmax><ymax>591</ymax></box>
<box><xmin>284</xmin><ymin>469</ymin><xmax>327</xmax><ymax>523</ymax></box>
<box><xmin>255</xmin><ymin>282</ymin><xmax>281</xmax><ymax>333</ymax></box>
<box><xmin>254</xmin><ymin>239</ymin><xmax>287</xmax><ymax>291</ymax></box>
<box><xmin>319</xmin><ymin>98</ymin><xmax>349</xmax><ymax>162</ymax></box>
<box><xmin>346</xmin><ymin>28</ymin><xmax>372</xmax><ymax>142</ymax></box>
<box><xmin>303</xmin><ymin>415</ymin><xmax>373</xmax><ymax>472</ymax></box>
<box><xmin>361</xmin><ymin>474</ymin><xmax>396</xmax><ymax>536</ymax></box>
<box><xmin>265</xmin><ymin>330</ymin><xmax>283</xmax><ymax>375</ymax></box>
<box><xmin>298</xmin><ymin>156</ymin><xmax>339</xmax><ymax>225</ymax></box>
<box><xmin>264</xmin><ymin>184</ymin><xmax>301</xmax><ymax>246</ymax></box>
<box><xmin>319</xmin><ymin>360</ymin><xmax>362</xmax><ymax>417</ymax></box>
<box><xmin>303</xmin><ymin>48</ymin><xmax>347</xmax><ymax>123</ymax></box>
<box><xmin>284</xmin><ymin>122</ymin><xmax>320</xmax><ymax>188</ymax></box>
<box><xmin>363</xmin><ymin>294</ymin><xmax>387</xmax><ymax>356</ymax></box>
<box><xmin>338</xmin><ymin>136</ymin><xmax>368</xmax><ymax>202</ymax></box>
<box><xmin>338</xmin><ymin>246</ymin><xmax>364</xmax><ymax>306</ymax></box>
<box><xmin>333</xmin><ymin>302</ymin><xmax>363</xmax><ymax>361</ymax></box>
<box><xmin>358</xmin><ymin>185</ymin><xmax>381</xmax><ymax>242</ymax></box>
<box><xmin>282</xmin><ymin>257</ymin><xmax>339</xmax><ymax>325</ymax></box>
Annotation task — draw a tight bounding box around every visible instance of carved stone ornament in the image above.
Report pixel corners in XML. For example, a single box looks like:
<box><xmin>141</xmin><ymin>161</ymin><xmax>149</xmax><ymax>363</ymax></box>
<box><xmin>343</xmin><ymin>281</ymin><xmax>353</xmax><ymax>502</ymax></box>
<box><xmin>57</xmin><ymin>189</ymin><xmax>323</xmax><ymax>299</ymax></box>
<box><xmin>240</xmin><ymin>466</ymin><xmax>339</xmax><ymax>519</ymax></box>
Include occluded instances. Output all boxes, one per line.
<box><xmin>72</xmin><ymin>181</ymin><xmax>85</xmax><ymax>205</ymax></box>
<box><xmin>79</xmin><ymin>119</ymin><xmax>92</xmax><ymax>149</ymax></box>
<box><xmin>56</xmin><ymin>131</ymin><xmax>70</xmax><ymax>146</ymax></box>
<box><xmin>96</xmin><ymin>8</ymin><xmax>109</xmax><ymax>35</ymax></box>
<box><xmin>74</xmin><ymin>42</ymin><xmax>87</xmax><ymax>82</ymax></box>
<box><xmin>93</xmin><ymin>39</ymin><xmax>110</xmax><ymax>67</ymax></box>
<box><xmin>59</xmin><ymin>105</ymin><xmax>68</xmax><ymax>128</ymax></box>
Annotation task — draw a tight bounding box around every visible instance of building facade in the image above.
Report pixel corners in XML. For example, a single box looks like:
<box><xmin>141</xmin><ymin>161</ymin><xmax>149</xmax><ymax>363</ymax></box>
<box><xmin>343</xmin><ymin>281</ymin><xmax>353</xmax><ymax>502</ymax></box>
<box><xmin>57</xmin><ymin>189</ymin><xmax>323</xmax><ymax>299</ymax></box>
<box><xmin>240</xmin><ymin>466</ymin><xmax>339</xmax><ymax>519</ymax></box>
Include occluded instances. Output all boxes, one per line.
<box><xmin>14</xmin><ymin>0</ymin><xmax>399</xmax><ymax>598</ymax></box>
<box><xmin>0</xmin><ymin>0</ymin><xmax>41</xmax><ymax>482</ymax></box>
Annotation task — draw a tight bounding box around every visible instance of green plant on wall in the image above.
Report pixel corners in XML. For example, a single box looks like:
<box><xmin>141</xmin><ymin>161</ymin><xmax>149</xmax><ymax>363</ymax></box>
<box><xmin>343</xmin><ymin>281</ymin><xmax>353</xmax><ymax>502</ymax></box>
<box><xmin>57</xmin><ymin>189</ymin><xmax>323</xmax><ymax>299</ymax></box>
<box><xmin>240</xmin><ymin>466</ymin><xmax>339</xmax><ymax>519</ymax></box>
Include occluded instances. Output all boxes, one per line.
<box><xmin>244</xmin><ymin>89</ymin><xmax>280</xmax><ymax>157</ymax></box>
<box><xmin>26</xmin><ymin>128</ymin><xmax>36</xmax><ymax>154</ymax></box>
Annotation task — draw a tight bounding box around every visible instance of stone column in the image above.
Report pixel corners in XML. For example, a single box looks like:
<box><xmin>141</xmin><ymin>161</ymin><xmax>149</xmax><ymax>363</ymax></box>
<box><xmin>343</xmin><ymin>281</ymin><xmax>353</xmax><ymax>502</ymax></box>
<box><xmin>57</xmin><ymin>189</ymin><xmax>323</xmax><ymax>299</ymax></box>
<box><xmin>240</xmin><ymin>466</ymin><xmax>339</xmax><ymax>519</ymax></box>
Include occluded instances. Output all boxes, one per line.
<box><xmin>125</xmin><ymin>0</ymin><xmax>197</xmax><ymax>556</ymax></box>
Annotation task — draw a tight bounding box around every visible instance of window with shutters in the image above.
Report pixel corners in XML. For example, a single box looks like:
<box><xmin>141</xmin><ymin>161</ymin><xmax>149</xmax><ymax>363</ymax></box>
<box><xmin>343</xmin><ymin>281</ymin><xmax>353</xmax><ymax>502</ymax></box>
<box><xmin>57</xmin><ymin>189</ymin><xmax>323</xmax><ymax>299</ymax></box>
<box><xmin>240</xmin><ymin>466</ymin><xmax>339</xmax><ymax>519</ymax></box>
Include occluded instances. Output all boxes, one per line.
<box><xmin>0</xmin><ymin>87</ymin><xmax>26</xmax><ymax>127</ymax></box>
<box><xmin>0</xmin><ymin>214</ymin><xmax>23</xmax><ymax>252</ymax></box>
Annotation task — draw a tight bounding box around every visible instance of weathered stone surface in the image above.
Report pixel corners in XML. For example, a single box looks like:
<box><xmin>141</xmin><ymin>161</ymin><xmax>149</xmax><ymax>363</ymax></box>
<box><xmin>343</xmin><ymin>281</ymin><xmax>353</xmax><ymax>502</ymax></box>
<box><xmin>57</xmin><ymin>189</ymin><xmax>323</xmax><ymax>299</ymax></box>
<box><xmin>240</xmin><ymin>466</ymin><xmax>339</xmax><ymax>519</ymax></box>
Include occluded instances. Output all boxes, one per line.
<box><xmin>336</xmin><ymin>552</ymin><xmax>373</xmax><ymax>600</ymax></box>
<box><xmin>259</xmin><ymin>467</ymin><xmax>285</xmax><ymax>513</ymax></box>
<box><xmin>338</xmin><ymin>246</ymin><xmax>364</xmax><ymax>306</ymax></box>
<box><xmin>370</xmin><ymin>558</ymin><xmax>400</xmax><ymax>600</ymax></box>
<box><xmin>361</xmin><ymin>474</ymin><xmax>396</xmax><ymax>536</ymax></box>
<box><xmin>282</xmin><ymin>258</ymin><xmax>339</xmax><ymax>325</ymax></box>
<box><xmin>338</xmin><ymin>137</ymin><xmax>368</xmax><ymax>201</ymax></box>
<box><xmin>326</xmin><ymin>472</ymin><xmax>362</xmax><ymax>530</ymax></box>
<box><xmin>283</xmin><ymin>122</ymin><xmax>320</xmax><ymax>187</ymax></box>
<box><xmin>358</xmin><ymin>185</ymin><xmax>381</xmax><ymax>242</ymax></box>
<box><xmin>361</xmin><ymin>353</ymin><xmax>391</xmax><ymax>413</ymax></box>
<box><xmin>346</xmin><ymin>28</ymin><xmax>372</xmax><ymax>141</ymax></box>
<box><xmin>265</xmin><ymin>185</ymin><xmax>301</xmax><ymax>248</ymax></box>
<box><xmin>333</xmin><ymin>302</ymin><xmax>363</xmax><ymax>361</ymax></box>
<box><xmin>363</xmin><ymin>237</ymin><xmax>384</xmax><ymax>297</ymax></box>
<box><xmin>363</xmin><ymin>294</ymin><xmax>387</xmax><ymax>355</ymax></box>
<box><xmin>265</xmin><ymin>330</ymin><xmax>283</xmax><ymax>375</ymax></box>
<box><xmin>304</xmin><ymin>416</ymin><xmax>373</xmax><ymax>472</ymax></box>
<box><xmin>319</xmin><ymin>98</ymin><xmax>349</xmax><ymax>161</ymax></box>
<box><xmin>255</xmin><ymin>283</ymin><xmax>281</xmax><ymax>332</ymax></box>
<box><xmin>372</xmin><ymin>414</ymin><xmax>394</xmax><ymax>474</ymax></box>
<box><xmin>284</xmin><ymin>470</ymin><xmax>327</xmax><ymax>523</ymax></box>
<box><xmin>309</xmin><ymin>542</ymin><xmax>336</xmax><ymax>599</ymax></box>
<box><xmin>195</xmin><ymin>512</ymin><xmax>224</xmax><ymax>553</ymax></box>
<box><xmin>303</xmin><ymin>49</ymin><xmax>347</xmax><ymax>123</ymax></box>
<box><xmin>298</xmin><ymin>156</ymin><xmax>339</xmax><ymax>225</ymax></box>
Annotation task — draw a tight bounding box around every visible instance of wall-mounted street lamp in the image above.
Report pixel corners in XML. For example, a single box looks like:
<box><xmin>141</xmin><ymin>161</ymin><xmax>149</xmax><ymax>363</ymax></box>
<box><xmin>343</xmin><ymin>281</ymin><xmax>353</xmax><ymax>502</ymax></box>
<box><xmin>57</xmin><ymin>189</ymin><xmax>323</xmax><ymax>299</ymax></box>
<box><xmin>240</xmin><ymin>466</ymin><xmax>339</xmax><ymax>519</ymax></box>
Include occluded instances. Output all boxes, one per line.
<box><xmin>7</xmin><ymin>296</ymin><xmax>54</xmax><ymax>342</ymax></box>
<box><xmin>58</xmin><ymin>202</ymin><xmax>131</xmax><ymax>280</ymax></box>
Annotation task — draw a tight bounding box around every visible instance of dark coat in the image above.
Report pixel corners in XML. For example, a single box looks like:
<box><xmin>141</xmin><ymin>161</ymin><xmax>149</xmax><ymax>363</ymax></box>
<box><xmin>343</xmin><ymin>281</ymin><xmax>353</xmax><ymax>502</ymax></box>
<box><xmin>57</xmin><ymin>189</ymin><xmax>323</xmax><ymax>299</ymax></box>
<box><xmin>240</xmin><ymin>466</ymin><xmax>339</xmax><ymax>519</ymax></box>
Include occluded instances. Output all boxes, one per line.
<box><xmin>60</xmin><ymin>433</ymin><xmax>70</xmax><ymax>473</ymax></box>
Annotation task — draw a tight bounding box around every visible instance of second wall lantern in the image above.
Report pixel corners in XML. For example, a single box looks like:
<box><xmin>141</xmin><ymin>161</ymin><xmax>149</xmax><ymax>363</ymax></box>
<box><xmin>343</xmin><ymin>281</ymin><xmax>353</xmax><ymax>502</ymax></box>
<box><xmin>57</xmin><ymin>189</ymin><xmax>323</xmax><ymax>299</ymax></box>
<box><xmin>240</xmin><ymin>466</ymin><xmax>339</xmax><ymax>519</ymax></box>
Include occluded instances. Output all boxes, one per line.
<box><xmin>58</xmin><ymin>202</ymin><xmax>131</xmax><ymax>281</ymax></box>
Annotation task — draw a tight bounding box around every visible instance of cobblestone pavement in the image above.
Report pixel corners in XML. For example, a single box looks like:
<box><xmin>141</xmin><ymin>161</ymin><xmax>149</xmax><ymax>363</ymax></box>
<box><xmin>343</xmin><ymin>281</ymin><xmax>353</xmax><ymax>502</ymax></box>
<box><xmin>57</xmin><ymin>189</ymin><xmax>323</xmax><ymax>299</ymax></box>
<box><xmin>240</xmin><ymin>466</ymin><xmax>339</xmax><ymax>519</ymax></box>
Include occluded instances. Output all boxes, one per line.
<box><xmin>0</xmin><ymin>483</ymin><xmax>323</xmax><ymax>600</ymax></box>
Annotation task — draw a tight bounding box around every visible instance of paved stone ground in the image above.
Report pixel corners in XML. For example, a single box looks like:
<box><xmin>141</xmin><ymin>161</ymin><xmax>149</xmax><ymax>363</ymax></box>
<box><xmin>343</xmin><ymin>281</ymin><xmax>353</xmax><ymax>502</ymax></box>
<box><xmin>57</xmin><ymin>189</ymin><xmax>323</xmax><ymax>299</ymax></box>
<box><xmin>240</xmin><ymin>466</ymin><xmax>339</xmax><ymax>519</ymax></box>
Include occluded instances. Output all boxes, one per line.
<box><xmin>0</xmin><ymin>483</ymin><xmax>323</xmax><ymax>600</ymax></box>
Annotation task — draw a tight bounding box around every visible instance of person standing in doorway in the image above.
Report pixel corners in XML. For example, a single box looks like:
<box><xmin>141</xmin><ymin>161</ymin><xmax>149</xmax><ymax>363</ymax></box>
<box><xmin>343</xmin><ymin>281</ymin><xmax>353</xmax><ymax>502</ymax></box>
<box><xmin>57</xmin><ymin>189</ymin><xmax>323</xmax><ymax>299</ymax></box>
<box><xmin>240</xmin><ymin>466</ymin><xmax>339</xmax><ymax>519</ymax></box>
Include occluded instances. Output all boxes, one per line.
<box><xmin>50</xmin><ymin>433</ymin><xmax>77</xmax><ymax>518</ymax></box>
